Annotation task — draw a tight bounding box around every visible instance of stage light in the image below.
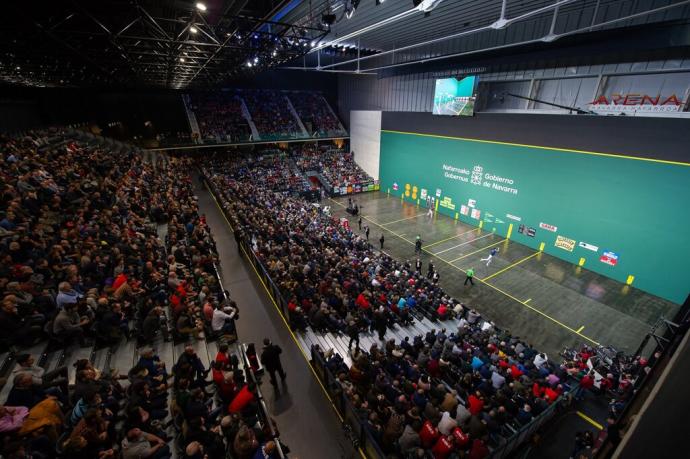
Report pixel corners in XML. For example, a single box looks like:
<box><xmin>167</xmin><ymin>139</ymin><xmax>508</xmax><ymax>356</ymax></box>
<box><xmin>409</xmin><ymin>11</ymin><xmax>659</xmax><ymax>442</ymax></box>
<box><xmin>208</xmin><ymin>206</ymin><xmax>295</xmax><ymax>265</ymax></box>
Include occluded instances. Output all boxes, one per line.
<box><xmin>310</xmin><ymin>40</ymin><xmax>316</xmax><ymax>47</ymax></box>
<box><xmin>179</xmin><ymin>57</ymin><xmax>185</xmax><ymax>62</ymax></box>
<box><xmin>196</xmin><ymin>2</ymin><xmax>206</xmax><ymax>11</ymax></box>
<box><xmin>190</xmin><ymin>26</ymin><xmax>198</xmax><ymax>34</ymax></box>
<box><xmin>254</xmin><ymin>56</ymin><xmax>259</xmax><ymax>63</ymax></box>
<box><xmin>272</xmin><ymin>50</ymin><xmax>277</xmax><ymax>57</ymax></box>
<box><xmin>246</xmin><ymin>61</ymin><xmax>253</xmax><ymax>67</ymax></box>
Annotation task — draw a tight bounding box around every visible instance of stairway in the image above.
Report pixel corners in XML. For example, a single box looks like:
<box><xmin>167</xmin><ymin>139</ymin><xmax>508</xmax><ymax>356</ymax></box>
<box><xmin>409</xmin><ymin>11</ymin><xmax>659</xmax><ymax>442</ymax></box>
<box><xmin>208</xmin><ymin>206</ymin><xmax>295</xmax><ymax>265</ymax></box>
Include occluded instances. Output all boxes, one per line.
<box><xmin>181</xmin><ymin>95</ymin><xmax>202</xmax><ymax>143</ymax></box>
<box><xmin>285</xmin><ymin>96</ymin><xmax>310</xmax><ymax>137</ymax></box>
<box><xmin>238</xmin><ymin>96</ymin><xmax>261</xmax><ymax>141</ymax></box>
<box><xmin>320</xmin><ymin>95</ymin><xmax>347</xmax><ymax>135</ymax></box>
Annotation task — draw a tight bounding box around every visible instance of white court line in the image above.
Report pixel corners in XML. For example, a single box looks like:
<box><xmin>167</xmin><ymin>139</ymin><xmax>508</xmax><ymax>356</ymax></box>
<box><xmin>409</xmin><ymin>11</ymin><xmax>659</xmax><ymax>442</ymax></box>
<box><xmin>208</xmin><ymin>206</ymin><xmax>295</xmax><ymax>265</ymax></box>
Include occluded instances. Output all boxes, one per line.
<box><xmin>432</xmin><ymin>232</ymin><xmax>493</xmax><ymax>255</ymax></box>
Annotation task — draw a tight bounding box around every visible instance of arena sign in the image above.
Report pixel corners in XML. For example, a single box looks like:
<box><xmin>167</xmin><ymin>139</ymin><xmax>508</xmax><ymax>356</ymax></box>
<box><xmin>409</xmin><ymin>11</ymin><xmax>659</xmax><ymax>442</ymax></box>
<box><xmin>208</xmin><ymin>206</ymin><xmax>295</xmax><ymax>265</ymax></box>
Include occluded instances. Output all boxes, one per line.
<box><xmin>588</xmin><ymin>93</ymin><xmax>685</xmax><ymax>113</ymax></box>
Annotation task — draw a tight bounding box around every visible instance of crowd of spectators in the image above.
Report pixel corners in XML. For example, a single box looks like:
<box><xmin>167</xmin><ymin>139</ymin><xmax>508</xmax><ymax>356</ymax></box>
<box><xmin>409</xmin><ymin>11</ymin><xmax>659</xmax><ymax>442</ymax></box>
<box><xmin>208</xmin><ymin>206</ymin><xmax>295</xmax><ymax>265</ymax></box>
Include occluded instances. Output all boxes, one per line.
<box><xmin>289</xmin><ymin>145</ymin><xmax>373</xmax><ymax>191</ymax></box>
<box><xmin>202</xmin><ymin>155</ymin><xmax>571</xmax><ymax>457</ymax></box>
<box><xmin>288</xmin><ymin>93</ymin><xmax>346</xmax><ymax>138</ymax></box>
<box><xmin>0</xmin><ymin>130</ymin><xmax>282</xmax><ymax>459</ymax></box>
<box><xmin>242</xmin><ymin>91</ymin><xmax>302</xmax><ymax>141</ymax></box>
<box><xmin>189</xmin><ymin>92</ymin><xmax>252</xmax><ymax>143</ymax></box>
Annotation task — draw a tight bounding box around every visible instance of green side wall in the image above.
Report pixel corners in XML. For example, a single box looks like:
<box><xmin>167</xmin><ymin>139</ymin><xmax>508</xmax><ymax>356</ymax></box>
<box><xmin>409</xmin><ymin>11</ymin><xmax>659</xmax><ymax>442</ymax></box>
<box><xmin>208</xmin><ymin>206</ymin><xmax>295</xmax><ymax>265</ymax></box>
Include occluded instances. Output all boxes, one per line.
<box><xmin>379</xmin><ymin>130</ymin><xmax>690</xmax><ymax>304</ymax></box>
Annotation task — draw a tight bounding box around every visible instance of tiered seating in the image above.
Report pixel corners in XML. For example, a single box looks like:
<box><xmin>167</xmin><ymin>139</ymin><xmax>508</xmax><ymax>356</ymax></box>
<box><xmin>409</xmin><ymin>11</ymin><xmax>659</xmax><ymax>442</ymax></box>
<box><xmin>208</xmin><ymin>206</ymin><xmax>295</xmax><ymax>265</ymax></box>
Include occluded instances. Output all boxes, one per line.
<box><xmin>0</xmin><ymin>131</ymin><xmax>283</xmax><ymax>459</ymax></box>
<box><xmin>290</xmin><ymin>145</ymin><xmax>373</xmax><ymax>191</ymax></box>
<box><xmin>224</xmin><ymin>149</ymin><xmax>312</xmax><ymax>194</ymax></box>
<box><xmin>188</xmin><ymin>92</ymin><xmax>252</xmax><ymax>143</ymax></box>
<box><xmin>203</xmin><ymin>155</ymin><xmax>567</xmax><ymax>459</ymax></box>
<box><xmin>288</xmin><ymin>92</ymin><xmax>346</xmax><ymax>138</ymax></box>
<box><xmin>242</xmin><ymin>90</ymin><xmax>302</xmax><ymax>141</ymax></box>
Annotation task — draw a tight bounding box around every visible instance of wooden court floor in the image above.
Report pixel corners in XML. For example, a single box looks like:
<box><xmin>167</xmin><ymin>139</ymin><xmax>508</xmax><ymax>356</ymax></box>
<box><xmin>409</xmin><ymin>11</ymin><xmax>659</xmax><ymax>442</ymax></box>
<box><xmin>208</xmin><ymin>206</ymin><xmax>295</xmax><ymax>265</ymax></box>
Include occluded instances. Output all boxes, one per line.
<box><xmin>329</xmin><ymin>192</ymin><xmax>680</xmax><ymax>357</ymax></box>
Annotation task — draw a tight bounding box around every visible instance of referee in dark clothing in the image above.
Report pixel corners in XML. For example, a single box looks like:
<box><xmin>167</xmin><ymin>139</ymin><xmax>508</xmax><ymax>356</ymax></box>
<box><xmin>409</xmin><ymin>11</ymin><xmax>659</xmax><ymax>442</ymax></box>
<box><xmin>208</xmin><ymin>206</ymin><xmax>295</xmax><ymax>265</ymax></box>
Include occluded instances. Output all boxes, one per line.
<box><xmin>260</xmin><ymin>338</ymin><xmax>286</xmax><ymax>386</ymax></box>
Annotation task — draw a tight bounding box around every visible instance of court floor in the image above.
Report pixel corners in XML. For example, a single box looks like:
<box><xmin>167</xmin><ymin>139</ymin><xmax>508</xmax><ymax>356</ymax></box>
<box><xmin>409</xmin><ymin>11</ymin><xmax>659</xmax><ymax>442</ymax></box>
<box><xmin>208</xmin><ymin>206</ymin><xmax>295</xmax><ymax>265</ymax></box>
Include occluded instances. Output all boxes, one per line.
<box><xmin>329</xmin><ymin>192</ymin><xmax>680</xmax><ymax>357</ymax></box>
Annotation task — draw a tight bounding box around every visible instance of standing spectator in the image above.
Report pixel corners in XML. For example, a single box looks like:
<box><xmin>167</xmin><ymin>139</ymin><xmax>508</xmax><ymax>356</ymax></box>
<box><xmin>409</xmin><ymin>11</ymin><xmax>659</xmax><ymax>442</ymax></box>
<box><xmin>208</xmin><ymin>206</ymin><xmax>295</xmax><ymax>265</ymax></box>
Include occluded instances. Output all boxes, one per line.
<box><xmin>260</xmin><ymin>338</ymin><xmax>286</xmax><ymax>387</ymax></box>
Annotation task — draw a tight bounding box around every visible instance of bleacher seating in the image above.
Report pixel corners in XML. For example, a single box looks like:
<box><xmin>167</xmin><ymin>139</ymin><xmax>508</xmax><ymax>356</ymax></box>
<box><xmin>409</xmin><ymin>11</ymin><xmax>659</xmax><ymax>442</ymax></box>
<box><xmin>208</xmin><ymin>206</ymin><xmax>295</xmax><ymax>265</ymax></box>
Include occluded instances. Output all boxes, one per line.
<box><xmin>0</xmin><ymin>129</ymin><xmax>284</xmax><ymax>459</ymax></box>
<box><xmin>188</xmin><ymin>92</ymin><xmax>252</xmax><ymax>143</ymax></box>
<box><xmin>288</xmin><ymin>92</ymin><xmax>346</xmax><ymax>138</ymax></box>
<box><xmin>289</xmin><ymin>144</ymin><xmax>373</xmax><ymax>191</ymax></box>
<box><xmin>242</xmin><ymin>90</ymin><xmax>302</xmax><ymax>141</ymax></box>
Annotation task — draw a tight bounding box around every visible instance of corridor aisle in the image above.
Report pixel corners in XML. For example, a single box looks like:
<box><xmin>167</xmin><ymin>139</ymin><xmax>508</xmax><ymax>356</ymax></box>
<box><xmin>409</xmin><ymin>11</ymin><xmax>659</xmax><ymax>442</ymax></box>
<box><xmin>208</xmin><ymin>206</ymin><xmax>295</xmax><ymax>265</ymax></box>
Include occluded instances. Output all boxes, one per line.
<box><xmin>194</xmin><ymin>176</ymin><xmax>356</xmax><ymax>459</ymax></box>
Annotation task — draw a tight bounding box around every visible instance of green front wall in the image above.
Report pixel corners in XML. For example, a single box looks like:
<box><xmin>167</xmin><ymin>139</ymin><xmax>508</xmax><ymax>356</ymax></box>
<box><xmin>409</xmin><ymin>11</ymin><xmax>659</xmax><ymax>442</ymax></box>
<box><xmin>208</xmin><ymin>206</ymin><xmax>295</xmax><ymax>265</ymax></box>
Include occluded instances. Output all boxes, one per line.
<box><xmin>379</xmin><ymin>130</ymin><xmax>690</xmax><ymax>304</ymax></box>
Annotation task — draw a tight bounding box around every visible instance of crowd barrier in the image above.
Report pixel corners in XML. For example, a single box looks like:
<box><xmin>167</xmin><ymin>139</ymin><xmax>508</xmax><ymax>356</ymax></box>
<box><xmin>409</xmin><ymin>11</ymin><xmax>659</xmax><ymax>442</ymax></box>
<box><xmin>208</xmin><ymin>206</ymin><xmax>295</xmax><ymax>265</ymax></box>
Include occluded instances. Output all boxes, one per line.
<box><xmin>203</xmin><ymin>172</ymin><xmax>566</xmax><ymax>458</ymax></box>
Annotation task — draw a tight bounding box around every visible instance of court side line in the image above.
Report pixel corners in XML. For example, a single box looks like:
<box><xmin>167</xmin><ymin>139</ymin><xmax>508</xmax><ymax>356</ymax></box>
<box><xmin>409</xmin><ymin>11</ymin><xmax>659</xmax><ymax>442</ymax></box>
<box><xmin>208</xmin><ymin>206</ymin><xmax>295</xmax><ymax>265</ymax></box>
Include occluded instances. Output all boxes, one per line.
<box><xmin>423</xmin><ymin>227</ymin><xmax>480</xmax><ymax>249</ymax></box>
<box><xmin>210</xmin><ymin>188</ymin><xmax>368</xmax><ymax>459</ymax></box>
<box><xmin>381</xmin><ymin>212</ymin><xmax>426</xmax><ymax>226</ymax></box>
<box><xmin>328</xmin><ymin>198</ymin><xmax>600</xmax><ymax>345</ymax></box>
<box><xmin>480</xmin><ymin>252</ymin><xmax>540</xmax><ymax>282</ymax></box>
<box><xmin>433</xmin><ymin>232</ymin><xmax>493</xmax><ymax>255</ymax></box>
<box><xmin>447</xmin><ymin>239</ymin><xmax>506</xmax><ymax>263</ymax></box>
<box><xmin>576</xmin><ymin>411</ymin><xmax>603</xmax><ymax>430</ymax></box>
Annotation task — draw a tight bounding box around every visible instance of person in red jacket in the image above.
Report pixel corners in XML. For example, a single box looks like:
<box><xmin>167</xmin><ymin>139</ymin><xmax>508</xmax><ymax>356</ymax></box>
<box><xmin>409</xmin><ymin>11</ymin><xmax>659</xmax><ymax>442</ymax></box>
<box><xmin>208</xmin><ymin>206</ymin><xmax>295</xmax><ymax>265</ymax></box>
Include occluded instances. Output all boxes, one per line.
<box><xmin>452</xmin><ymin>427</ymin><xmax>469</xmax><ymax>448</ymax></box>
<box><xmin>575</xmin><ymin>371</ymin><xmax>595</xmax><ymax>401</ymax></box>
<box><xmin>432</xmin><ymin>434</ymin><xmax>454</xmax><ymax>459</ymax></box>
<box><xmin>419</xmin><ymin>420</ymin><xmax>440</xmax><ymax>448</ymax></box>
<box><xmin>355</xmin><ymin>293</ymin><xmax>370</xmax><ymax>310</ymax></box>
<box><xmin>228</xmin><ymin>383</ymin><xmax>256</xmax><ymax>413</ymax></box>
<box><xmin>468</xmin><ymin>392</ymin><xmax>484</xmax><ymax>416</ymax></box>
<box><xmin>468</xmin><ymin>438</ymin><xmax>489</xmax><ymax>459</ymax></box>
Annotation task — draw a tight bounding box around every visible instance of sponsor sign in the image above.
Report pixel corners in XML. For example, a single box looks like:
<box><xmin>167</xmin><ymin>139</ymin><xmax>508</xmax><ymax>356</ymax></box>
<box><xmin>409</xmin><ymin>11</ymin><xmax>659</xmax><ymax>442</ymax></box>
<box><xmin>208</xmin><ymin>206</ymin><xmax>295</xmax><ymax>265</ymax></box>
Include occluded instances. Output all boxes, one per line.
<box><xmin>579</xmin><ymin>242</ymin><xmax>599</xmax><ymax>252</ymax></box>
<box><xmin>495</xmin><ymin>218</ymin><xmax>505</xmax><ymax>224</ymax></box>
<box><xmin>470</xmin><ymin>209</ymin><xmax>481</xmax><ymax>220</ymax></box>
<box><xmin>392</xmin><ymin>182</ymin><xmax>399</xmax><ymax>191</ymax></box>
<box><xmin>589</xmin><ymin>93</ymin><xmax>684</xmax><ymax>113</ymax></box>
<box><xmin>436</xmin><ymin>188</ymin><xmax>442</xmax><ymax>197</ymax></box>
<box><xmin>439</xmin><ymin>196</ymin><xmax>456</xmax><ymax>211</ymax></box>
<box><xmin>468</xmin><ymin>199</ymin><xmax>476</xmax><ymax>208</ymax></box>
<box><xmin>340</xmin><ymin>186</ymin><xmax>347</xmax><ymax>195</ymax></box>
<box><xmin>600</xmin><ymin>250</ymin><xmax>619</xmax><ymax>266</ymax></box>
<box><xmin>555</xmin><ymin>235</ymin><xmax>576</xmax><ymax>252</ymax></box>
<box><xmin>420</xmin><ymin>188</ymin><xmax>428</xmax><ymax>200</ymax></box>
<box><xmin>526</xmin><ymin>227</ymin><xmax>536</xmax><ymax>237</ymax></box>
<box><xmin>506</xmin><ymin>214</ymin><xmax>522</xmax><ymax>222</ymax></box>
<box><xmin>518</xmin><ymin>224</ymin><xmax>525</xmax><ymax>234</ymax></box>
<box><xmin>354</xmin><ymin>184</ymin><xmax>361</xmax><ymax>193</ymax></box>
<box><xmin>539</xmin><ymin>222</ymin><xmax>558</xmax><ymax>232</ymax></box>
<box><xmin>460</xmin><ymin>205</ymin><xmax>469</xmax><ymax>216</ymax></box>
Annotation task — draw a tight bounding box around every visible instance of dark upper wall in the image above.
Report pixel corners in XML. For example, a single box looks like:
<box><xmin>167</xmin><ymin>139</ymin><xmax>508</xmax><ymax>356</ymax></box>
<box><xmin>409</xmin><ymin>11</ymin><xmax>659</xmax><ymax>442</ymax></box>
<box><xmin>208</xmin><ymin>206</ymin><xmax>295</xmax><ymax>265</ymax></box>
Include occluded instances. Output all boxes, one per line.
<box><xmin>381</xmin><ymin>112</ymin><xmax>690</xmax><ymax>164</ymax></box>
<box><xmin>0</xmin><ymin>69</ymin><xmax>340</xmax><ymax>135</ymax></box>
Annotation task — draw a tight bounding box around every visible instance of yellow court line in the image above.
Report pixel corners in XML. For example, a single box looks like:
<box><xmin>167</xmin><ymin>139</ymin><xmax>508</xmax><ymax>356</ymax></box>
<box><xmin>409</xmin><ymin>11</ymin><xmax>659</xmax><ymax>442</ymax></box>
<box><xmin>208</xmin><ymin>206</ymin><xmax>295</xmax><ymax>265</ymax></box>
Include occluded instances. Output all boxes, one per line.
<box><xmin>381</xmin><ymin>212</ymin><xmax>426</xmax><ymax>226</ymax></box>
<box><xmin>381</xmin><ymin>129</ymin><xmax>690</xmax><ymax>167</ymax></box>
<box><xmin>525</xmin><ymin>299</ymin><xmax>532</xmax><ymax>304</ymax></box>
<box><xmin>576</xmin><ymin>411</ymin><xmax>603</xmax><ymax>430</ymax></box>
<box><xmin>480</xmin><ymin>252</ymin><xmax>540</xmax><ymax>282</ymax></box>
<box><xmin>423</xmin><ymin>227</ymin><xmax>480</xmax><ymax>248</ymax></box>
<box><xmin>447</xmin><ymin>239</ymin><xmax>506</xmax><ymax>263</ymax></box>
<box><xmin>330</xmin><ymin>198</ymin><xmax>600</xmax><ymax>346</ymax></box>
<box><xmin>577</xmin><ymin>326</ymin><xmax>585</xmax><ymax>333</ymax></box>
<box><xmin>212</xmin><ymin>188</ymin><xmax>368</xmax><ymax>459</ymax></box>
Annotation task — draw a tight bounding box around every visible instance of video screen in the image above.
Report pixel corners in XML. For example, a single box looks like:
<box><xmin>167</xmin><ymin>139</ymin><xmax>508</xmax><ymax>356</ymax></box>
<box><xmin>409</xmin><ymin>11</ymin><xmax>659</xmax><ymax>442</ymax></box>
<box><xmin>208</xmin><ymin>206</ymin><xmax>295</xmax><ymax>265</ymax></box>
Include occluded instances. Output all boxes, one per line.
<box><xmin>432</xmin><ymin>75</ymin><xmax>478</xmax><ymax>116</ymax></box>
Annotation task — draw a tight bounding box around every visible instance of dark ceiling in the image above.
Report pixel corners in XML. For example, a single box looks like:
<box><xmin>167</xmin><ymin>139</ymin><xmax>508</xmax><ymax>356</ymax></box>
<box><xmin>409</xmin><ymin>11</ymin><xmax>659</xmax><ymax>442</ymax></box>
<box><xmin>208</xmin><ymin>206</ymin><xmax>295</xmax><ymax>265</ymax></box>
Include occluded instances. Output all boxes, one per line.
<box><xmin>0</xmin><ymin>0</ymin><xmax>330</xmax><ymax>89</ymax></box>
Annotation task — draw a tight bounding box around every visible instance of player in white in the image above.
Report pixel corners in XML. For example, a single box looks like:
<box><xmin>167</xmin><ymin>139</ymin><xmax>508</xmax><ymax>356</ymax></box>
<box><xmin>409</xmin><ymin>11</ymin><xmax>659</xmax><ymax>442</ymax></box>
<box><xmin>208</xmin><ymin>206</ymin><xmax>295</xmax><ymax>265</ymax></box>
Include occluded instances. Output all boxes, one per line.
<box><xmin>480</xmin><ymin>247</ymin><xmax>499</xmax><ymax>266</ymax></box>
